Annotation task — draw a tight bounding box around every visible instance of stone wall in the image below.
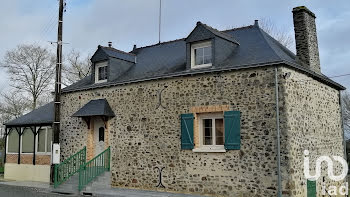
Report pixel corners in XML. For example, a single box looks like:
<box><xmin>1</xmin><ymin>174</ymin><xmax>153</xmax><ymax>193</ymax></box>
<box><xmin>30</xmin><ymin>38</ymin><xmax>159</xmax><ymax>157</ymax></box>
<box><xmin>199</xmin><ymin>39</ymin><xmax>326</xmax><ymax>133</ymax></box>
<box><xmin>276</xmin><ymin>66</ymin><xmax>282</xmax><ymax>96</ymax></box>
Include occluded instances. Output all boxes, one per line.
<box><xmin>60</xmin><ymin>65</ymin><xmax>344</xmax><ymax>196</ymax></box>
<box><xmin>61</xmin><ymin>66</ymin><xmax>279</xmax><ymax>196</ymax></box>
<box><xmin>279</xmin><ymin>67</ymin><xmax>345</xmax><ymax>197</ymax></box>
<box><xmin>293</xmin><ymin>6</ymin><xmax>321</xmax><ymax>73</ymax></box>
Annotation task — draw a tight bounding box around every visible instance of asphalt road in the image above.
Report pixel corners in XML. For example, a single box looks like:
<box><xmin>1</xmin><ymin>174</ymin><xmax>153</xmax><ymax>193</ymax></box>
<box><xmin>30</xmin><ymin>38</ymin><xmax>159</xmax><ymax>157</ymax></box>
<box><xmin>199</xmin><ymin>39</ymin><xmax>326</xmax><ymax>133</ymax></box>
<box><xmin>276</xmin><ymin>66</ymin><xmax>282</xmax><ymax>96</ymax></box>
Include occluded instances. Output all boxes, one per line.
<box><xmin>0</xmin><ymin>184</ymin><xmax>80</xmax><ymax>197</ymax></box>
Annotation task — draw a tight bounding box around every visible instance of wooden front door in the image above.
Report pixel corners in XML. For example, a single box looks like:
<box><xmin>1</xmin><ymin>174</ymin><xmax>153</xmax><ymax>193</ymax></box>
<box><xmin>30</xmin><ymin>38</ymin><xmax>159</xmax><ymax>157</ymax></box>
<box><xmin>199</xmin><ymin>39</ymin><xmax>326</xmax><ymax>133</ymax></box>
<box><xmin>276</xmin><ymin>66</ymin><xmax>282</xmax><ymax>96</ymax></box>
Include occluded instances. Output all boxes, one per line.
<box><xmin>93</xmin><ymin>118</ymin><xmax>105</xmax><ymax>156</ymax></box>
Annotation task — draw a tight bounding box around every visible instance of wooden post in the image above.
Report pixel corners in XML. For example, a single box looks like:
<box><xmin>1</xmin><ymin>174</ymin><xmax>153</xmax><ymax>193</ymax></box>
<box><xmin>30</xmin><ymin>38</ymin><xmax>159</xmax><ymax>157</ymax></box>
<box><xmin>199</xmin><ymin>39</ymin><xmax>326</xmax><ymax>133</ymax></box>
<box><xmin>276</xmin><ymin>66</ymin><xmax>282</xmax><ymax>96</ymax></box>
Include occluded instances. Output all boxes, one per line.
<box><xmin>52</xmin><ymin>0</ymin><xmax>64</xmax><ymax>183</ymax></box>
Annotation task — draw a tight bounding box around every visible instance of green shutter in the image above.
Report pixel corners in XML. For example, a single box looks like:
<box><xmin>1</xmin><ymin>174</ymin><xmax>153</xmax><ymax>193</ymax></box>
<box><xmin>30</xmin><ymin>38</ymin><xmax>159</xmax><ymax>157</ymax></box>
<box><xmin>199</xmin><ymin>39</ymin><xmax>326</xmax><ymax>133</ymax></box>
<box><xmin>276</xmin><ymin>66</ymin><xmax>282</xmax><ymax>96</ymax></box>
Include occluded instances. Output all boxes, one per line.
<box><xmin>224</xmin><ymin>111</ymin><xmax>241</xmax><ymax>150</ymax></box>
<box><xmin>180</xmin><ymin>113</ymin><xmax>194</xmax><ymax>150</ymax></box>
<box><xmin>307</xmin><ymin>179</ymin><xmax>316</xmax><ymax>197</ymax></box>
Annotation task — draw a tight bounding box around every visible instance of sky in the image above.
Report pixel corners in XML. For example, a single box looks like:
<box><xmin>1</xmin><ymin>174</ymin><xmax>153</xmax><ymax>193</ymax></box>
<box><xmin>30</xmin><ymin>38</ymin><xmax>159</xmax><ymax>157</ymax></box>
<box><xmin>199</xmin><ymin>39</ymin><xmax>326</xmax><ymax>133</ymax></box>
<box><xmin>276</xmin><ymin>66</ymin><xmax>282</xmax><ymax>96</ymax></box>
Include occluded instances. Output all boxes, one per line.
<box><xmin>0</xmin><ymin>0</ymin><xmax>349</xmax><ymax>92</ymax></box>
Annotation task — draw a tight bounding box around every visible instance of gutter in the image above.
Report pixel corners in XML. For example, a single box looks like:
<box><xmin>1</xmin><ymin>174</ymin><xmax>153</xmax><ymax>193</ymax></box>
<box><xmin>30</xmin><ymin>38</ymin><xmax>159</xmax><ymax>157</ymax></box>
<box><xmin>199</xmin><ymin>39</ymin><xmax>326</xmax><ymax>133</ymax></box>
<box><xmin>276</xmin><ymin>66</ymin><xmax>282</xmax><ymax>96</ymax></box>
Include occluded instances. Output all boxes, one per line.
<box><xmin>274</xmin><ymin>66</ymin><xmax>282</xmax><ymax>197</ymax></box>
<box><xmin>62</xmin><ymin>60</ymin><xmax>345</xmax><ymax>94</ymax></box>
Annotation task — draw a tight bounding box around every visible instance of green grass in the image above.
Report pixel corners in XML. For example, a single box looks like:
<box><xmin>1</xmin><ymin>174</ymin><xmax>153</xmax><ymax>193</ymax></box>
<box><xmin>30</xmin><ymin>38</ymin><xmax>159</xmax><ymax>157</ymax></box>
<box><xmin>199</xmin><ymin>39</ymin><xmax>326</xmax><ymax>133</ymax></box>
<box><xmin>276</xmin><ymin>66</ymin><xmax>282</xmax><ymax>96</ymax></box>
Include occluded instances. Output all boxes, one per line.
<box><xmin>0</xmin><ymin>166</ymin><xmax>4</xmax><ymax>174</ymax></box>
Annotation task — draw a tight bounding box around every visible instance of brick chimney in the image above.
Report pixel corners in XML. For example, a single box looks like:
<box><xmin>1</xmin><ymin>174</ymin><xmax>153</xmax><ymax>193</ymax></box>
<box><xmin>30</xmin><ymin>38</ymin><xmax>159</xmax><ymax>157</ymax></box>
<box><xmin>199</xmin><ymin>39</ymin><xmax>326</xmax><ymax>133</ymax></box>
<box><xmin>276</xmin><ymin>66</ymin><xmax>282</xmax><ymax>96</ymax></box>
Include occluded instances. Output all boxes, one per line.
<box><xmin>293</xmin><ymin>6</ymin><xmax>321</xmax><ymax>73</ymax></box>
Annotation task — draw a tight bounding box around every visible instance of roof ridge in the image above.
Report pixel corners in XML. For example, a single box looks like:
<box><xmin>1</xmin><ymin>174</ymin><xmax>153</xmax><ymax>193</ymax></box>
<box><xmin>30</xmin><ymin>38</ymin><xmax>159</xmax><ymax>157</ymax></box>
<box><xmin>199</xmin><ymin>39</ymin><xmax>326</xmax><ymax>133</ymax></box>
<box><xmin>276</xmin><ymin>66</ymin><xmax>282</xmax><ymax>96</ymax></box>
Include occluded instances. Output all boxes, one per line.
<box><xmin>102</xmin><ymin>46</ymin><xmax>136</xmax><ymax>56</ymax></box>
<box><xmin>132</xmin><ymin>38</ymin><xmax>186</xmax><ymax>51</ymax></box>
<box><xmin>132</xmin><ymin>24</ymin><xmax>252</xmax><ymax>51</ymax></box>
<box><xmin>222</xmin><ymin>25</ymin><xmax>254</xmax><ymax>32</ymax></box>
<box><xmin>199</xmin><ymin>22</ymin><xmax>240</xmax><ymax>45</ymax></box>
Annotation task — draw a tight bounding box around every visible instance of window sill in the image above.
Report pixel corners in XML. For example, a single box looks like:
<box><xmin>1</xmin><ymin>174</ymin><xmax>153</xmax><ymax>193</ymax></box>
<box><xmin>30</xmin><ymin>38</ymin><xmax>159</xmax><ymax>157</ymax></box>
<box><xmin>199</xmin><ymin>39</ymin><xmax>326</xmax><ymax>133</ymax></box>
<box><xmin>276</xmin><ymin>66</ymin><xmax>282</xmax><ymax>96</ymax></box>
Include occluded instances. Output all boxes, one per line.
<box><xmin>95</xmin><ymin>79</ymin><xmax>107</xmax><ymax>84</ymax></box>
<box><xmin>192</xmin><ymin>148</ymin><xmax>226</xmax><ymax>153</ymax></box>
<box><xmin>191</xmin><ymin>63</ymin><xmax>212</xmax><ymax>70</ymax></box>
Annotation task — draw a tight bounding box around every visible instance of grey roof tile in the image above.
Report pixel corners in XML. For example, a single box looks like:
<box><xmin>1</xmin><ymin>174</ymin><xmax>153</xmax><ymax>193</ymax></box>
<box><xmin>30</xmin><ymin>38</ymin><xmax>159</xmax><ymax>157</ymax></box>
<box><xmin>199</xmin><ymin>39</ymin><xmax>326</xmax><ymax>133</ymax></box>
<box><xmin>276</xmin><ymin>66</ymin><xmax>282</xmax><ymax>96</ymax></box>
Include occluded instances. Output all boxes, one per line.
<box><xmin>5</xmin><ymin>102</ymin><xmax>54</xmax><ymax>127</ymax></box>
<box><xmin>72</xmin><ymin>99</ymin><xmax>115</xmax><ymax>117</ymax></box>
<box><xmin>62</xmin><ymin>24</ymin><xmax>345</xmax><ymax>92</ymax></box>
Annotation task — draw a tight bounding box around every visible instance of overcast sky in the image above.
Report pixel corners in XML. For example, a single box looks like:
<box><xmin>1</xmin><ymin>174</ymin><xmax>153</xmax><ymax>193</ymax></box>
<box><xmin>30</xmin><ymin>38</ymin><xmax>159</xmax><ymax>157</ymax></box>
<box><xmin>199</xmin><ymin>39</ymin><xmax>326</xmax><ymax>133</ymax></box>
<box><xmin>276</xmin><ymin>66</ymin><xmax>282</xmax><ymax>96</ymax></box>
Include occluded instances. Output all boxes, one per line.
<box><xmin>0</xmin><ymin>0</ymin><xmax>349</xmax><ymax>92</ymax></box>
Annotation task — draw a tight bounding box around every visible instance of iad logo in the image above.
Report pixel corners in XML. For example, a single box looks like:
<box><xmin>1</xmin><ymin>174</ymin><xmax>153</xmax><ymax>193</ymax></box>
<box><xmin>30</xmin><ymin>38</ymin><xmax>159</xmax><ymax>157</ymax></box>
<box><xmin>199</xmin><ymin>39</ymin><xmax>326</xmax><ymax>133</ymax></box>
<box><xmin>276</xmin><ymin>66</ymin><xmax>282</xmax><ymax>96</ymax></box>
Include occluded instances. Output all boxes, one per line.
<box><xmin>303</xmin><ymin>150</ymin><xmax>348</xmax><ymax>181</ymax></box>
<box><xmin>304</xmin><ymin>150</ymin><xmax>348</xmax><ymax>196</ymax></box>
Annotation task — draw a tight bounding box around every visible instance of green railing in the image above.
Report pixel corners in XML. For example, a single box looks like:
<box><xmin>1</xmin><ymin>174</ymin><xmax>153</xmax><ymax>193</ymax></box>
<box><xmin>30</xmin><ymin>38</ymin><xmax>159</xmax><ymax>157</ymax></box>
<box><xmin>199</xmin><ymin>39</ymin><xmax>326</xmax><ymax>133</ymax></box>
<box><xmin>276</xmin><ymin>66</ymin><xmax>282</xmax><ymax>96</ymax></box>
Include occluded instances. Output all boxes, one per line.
<box><xmin>78</xmin><ymin>147</ymin><xmax>110</xmax><ymax>191</ymax></box>
<box><xmin>54</xmin><ymin>146</ymin><xmax>86</xmax><ymax>188</ymax></box>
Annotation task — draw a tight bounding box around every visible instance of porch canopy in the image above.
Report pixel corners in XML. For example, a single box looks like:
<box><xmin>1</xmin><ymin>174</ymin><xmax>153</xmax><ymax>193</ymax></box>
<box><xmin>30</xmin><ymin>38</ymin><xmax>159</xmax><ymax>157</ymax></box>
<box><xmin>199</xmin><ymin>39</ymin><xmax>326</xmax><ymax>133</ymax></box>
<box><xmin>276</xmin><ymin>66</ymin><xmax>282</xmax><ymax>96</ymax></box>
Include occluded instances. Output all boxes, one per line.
<box><xmin>73</xmin><ymin>99</ymin><xmax>115</xmax><ymax>118</ymax></box>
<box><xmin>5</xmin><ymin>102</ymin><xmax>54</xmax><ymax>128</ymax></box>
<box><xmin>72</xmin><ymin>99</ymin><xmax>115</xmax><ymax>128</ymax></box>
<box><xmin>4</xmin><ymin>102</ymin><xmax>54</xmax><ymax>165</ymax></box>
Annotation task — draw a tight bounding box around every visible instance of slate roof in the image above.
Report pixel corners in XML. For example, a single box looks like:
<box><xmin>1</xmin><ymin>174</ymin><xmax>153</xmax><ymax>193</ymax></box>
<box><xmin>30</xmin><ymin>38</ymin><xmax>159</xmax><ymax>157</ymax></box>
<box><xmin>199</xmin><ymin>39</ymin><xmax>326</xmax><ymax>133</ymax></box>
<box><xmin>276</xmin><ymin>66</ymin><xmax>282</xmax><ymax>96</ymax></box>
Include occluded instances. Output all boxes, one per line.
<box><xmin>100</xmin><ymin>46</ymin><xmax>136</xmax><ymax>63</ymax></box>
<box><xmin>198</xmin><ymin>22</ymin><xmax>240</xmax><ymax>45</ymax></box>
<box><xmin>5</xmin><ymin>102</ymin><xmax>54</xmax><ymax>127</ymax></box>
<box><xmin>62</xmin><ymin>23</ymin><xmax>345</xmax><ymax>93</ymax></box>
<box><xmin>72</xmin><ymin>99</ymin><xmax>115</xmax><ymax>117</ymax></box>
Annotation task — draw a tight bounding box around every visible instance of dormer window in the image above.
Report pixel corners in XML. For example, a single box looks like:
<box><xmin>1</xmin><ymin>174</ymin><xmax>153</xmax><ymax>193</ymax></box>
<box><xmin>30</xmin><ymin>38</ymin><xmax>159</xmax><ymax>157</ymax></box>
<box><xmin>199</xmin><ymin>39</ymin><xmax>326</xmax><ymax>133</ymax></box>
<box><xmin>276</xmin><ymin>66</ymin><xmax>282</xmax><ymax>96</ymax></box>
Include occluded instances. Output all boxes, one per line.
<box><xmin>191</xmin><ymin>41</ymin><xmax>212</xmax><ymax>69</ymax></box>
<box><xmin>95</xmin><ymin>62</ymin><xmax>108</xmax><ymax>83</ymax></box>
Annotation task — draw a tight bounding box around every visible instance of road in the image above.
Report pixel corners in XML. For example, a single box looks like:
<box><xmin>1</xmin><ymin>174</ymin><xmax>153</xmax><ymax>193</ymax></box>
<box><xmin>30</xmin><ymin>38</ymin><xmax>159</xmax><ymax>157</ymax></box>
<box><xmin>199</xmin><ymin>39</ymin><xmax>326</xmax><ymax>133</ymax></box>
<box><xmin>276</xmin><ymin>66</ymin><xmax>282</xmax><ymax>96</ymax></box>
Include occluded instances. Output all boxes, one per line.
<box><xmin>0</xmin><ymin>184</ymin><xmax>79</xmax><ymax>197</ymax></box>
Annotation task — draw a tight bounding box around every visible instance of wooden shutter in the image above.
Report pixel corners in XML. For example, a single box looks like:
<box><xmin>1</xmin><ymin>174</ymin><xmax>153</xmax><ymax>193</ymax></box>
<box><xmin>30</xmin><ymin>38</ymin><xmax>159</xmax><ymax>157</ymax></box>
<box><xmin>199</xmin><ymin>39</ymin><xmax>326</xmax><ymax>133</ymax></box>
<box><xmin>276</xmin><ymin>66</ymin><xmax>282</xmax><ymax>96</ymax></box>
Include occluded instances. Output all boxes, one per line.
<box><xmin>180</xmin><ymin>113</ymin><xmax>194</xmax><ymax>150</ymax></box>
<box><xmin>224</xmin><ymin>111</ymin><xmax>241</xmax><ymax>150</ymax></box>
<box><xmin>307</xmin><ymin>179</ymin><xmax>316</xmax><ymax>197</ymax></box>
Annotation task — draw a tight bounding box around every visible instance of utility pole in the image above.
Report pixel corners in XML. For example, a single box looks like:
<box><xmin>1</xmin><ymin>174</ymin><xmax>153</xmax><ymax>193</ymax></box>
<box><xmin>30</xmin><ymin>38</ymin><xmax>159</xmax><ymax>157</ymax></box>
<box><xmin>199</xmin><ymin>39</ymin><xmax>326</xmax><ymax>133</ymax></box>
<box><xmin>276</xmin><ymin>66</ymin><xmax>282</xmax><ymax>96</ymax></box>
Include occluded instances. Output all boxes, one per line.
<box><xmin>51</xmin><ymin>0</ymin><xmax>65</xmax><ymax>182</ymax></box>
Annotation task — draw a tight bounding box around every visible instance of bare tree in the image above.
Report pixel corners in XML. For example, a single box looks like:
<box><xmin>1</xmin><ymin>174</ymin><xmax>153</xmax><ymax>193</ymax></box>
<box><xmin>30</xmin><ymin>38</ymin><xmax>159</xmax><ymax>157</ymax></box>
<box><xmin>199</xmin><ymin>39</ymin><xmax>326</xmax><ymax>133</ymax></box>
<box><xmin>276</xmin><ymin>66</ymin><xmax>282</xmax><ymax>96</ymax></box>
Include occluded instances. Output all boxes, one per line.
<box><xmin>0</xmin><ymin>90</ymin><xmax>31</xmax><ymax>139</ymax></box>
<box><xmin>62</xmin><ymin>50</ymin><xmax>91</xmax><ymax>86</ymax></box>
<box><xmin>258</xmin><ymin>18</ymin><xmax>294</xmax><ymax>50</ymax></box>
<box><xmin>342</xmin><ymin>91</ymin><xmax>350</xmax><ymax>139</ymax></box>
<box><xmin>0</xmin><ymin>91</ymin><xmax>30</xmax><ymax>122</ymax></box>
<box><xmin>1</xmin><ymin>44</ymin><xmax>55</xmax><ymax>110</ymax></box>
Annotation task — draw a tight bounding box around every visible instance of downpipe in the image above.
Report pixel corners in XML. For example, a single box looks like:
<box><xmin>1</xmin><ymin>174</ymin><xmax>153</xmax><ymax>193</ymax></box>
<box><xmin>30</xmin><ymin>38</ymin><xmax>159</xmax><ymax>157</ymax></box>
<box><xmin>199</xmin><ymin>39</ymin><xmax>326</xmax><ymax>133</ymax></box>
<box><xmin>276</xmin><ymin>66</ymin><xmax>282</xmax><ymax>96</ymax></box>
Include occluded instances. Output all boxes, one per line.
<box><xmin>274</xmin><ymin>66</ymin><xmax>282</xmax><ymax>197</ymax></box>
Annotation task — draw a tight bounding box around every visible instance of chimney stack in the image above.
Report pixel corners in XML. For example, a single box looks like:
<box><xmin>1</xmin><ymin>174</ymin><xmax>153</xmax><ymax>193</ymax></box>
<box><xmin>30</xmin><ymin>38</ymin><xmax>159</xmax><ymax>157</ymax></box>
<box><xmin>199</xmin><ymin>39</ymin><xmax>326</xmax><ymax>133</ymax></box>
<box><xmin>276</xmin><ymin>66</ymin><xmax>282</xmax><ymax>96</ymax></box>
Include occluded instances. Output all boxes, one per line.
<box><xmin>108</xmin><ymin>42</ymin><xmax>113</xmax><ymax>47</ymax></box>
<box><xmin>293</xmin><ymin>6</ymin><xmax>321</xmax><ymax>73</ymax></box>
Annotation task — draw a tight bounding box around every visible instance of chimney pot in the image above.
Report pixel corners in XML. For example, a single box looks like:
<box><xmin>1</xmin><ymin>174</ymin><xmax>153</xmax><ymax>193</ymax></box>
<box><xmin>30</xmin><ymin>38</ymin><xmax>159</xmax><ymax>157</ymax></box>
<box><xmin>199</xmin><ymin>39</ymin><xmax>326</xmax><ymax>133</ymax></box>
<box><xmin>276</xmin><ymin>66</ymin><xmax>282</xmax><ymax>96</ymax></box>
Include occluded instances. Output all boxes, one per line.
<box><xmin>133</xmin><ymin>44</ymin><xmax>137</xmax><ymax>51</ymax></box>
<box><xmin>254</xmin><ymin>20</ymin><xmax>259</xmax><ymax>27</ymax></box>
<box><xmin>108</xmin><ymin>42</ymin><xmax>112</xmax><ymax>47</ymax></box>
<box><xmin>292</xmin><ymin>6</ymin><xmax>321</xmax><ymax>73</ymax></box>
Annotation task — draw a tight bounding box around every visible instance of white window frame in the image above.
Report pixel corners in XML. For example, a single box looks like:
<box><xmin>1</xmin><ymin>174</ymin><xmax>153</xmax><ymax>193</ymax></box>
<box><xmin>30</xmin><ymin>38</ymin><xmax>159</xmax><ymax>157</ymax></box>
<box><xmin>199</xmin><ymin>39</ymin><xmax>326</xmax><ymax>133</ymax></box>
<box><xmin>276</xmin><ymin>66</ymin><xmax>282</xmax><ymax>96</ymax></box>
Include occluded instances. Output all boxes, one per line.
<box><xmin>6</xmin><ymin>128</ymin><xmax>19</xmax><ymax>154</ymax></box>
<box><xmin>36</xmin><ymin>127</ymin><xmax>52</xmax><ymax>155</ymax></box>
<box><xmin>191</xmin><ymin>41</ymin><xmax>212</xmax><ymax>69</ymax></box>
<box><xmin>95</xmin><ymin>62</ymin><xmax>108</xmax><ymax>83</ymax></box>
<box><xmin>6</xmin><ymin>127</ymin><xmax>52</xmax><ymax>155</ymax></box>
<box><xmin>20</xmin><ymin>127</ymin><xmax>35</xmax><ymax>155</ymax></box>
<box><xmin>193</xmin><ymin>113</ymin><xmax>226</xmax><ymax>153</ymax></box>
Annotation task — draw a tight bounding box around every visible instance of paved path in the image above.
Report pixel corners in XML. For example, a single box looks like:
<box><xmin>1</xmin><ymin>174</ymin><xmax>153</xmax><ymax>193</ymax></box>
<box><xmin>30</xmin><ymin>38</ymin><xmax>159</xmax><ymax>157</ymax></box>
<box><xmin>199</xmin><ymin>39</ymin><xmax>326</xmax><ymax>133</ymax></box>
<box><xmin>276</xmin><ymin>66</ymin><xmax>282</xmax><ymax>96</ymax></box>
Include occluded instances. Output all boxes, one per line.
<box><xmin>89</xmin><ymin>188</ymin><xmax>205</xmax><ymax>197</ymax></box>
<box><xmin>0</xmin><ymin>180</ymin><xmax>206</xmax><ymax>197</ymax></box>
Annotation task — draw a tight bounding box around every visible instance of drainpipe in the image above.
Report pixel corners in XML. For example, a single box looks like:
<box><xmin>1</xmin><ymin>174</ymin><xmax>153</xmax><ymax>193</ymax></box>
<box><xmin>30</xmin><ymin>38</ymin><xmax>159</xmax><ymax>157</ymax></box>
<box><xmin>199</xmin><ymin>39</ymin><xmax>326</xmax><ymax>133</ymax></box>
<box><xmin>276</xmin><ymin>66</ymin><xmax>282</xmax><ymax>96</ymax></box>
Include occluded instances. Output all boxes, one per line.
<box><xmin>339</xmin><ymin>91</ymin><xmax>347</xmax><ymax>161</ymax></box>
<box><xmin>274</xmin><ymin>66</ymin><xmax>282</xmax><ymax>197</ymax></box>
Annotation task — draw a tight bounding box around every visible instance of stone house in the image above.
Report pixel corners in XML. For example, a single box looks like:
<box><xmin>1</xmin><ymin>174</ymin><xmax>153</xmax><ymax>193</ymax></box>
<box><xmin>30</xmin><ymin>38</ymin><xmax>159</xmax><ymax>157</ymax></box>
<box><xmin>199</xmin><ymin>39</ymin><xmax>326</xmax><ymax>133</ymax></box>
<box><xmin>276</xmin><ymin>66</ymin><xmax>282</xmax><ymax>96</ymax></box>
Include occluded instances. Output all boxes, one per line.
<box><xmin>3</xmin><ymin>6</ymin><xmax>346</xmax><ymax>197</ymax></box>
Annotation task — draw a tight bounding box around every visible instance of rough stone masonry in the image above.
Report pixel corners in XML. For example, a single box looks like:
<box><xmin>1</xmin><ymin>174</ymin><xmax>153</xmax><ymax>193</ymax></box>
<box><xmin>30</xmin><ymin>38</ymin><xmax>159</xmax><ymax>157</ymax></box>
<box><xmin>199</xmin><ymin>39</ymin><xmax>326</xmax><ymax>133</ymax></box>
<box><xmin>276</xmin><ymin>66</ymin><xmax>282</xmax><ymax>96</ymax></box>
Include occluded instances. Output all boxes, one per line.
<box><xmin>59</xmin><ymin>6</ymin><xmax>345</xmax><ymax>197</ymax></box>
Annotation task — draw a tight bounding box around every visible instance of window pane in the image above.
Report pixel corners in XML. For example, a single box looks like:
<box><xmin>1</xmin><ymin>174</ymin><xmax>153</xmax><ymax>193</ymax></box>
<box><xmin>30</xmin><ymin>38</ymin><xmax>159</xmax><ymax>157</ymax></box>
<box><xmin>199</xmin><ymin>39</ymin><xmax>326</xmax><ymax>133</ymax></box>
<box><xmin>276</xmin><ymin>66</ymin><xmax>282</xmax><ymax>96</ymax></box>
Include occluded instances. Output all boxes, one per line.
<box><xmin>46</xmin><ymin>128</ymin><xmax>52</xmax><ymax>152</ymax></box>
<box><xmin>98</xmin><ymin>67</ymin><xmax>103</xmax><ymax>80</ymax></box>
<box><xmin>204</xmin><ymin>46</ymin><xmax>212</xmax><ymax>64</ymax></box>
<box><xmin>204</xmin><ymin>55</ymin><xmax>212</xmax><ymax>64</ymax></box>
<box><xmin>102</xmin><ymin>67</ymin><xmax>107</xmax><ymax>79</ymax></box>
<box><xmin>203</xmin><ymin>119</ymin><xmax>212</xmax><ymax>145</ymax></box>
<box><xmin>98</xmin><ymin>66</ymin><xmax>107</xmax><ymax>81</ymax></box>
<box><xmin>8</xmin><ymin>130</ymin><xmax>19</xmax><ymax>153</ymax></box>
<box><xmin>38</xmin><ymin>128</ymin><xmax>46</xmax><ymax>152</ymax></box>
<box><xmin>215</xmin><ymin>119</ymin><xmax>224</xmax><ymax>145</ymax></box>
<box><xmin>99</xmin><ymin>127</ymin><xmax>105</xmax><ymax>142</ymax></box>
<box><xmin>195</xmin><ymin>48</ymin><xmax>204</xmax><ymax>65</ymax></box>
<box><xmin>22</xmin><ymin>129</ymin><xmax>34</xmax><ymax>153</ymax></box>
<box><xmin>204</xmin><ymin>46</ymin><xmax>212</xmax><ymax>57</ymax></box>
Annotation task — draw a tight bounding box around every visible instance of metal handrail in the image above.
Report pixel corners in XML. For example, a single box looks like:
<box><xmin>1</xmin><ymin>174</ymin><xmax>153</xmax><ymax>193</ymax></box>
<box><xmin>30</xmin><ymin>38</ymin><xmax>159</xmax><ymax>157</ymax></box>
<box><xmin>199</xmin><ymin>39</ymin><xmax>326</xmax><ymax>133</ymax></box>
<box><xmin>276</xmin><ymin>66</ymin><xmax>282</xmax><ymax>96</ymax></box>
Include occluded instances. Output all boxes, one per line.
<box><xmin>54</xmin><ymin>146</ymin><xmax>86</xmax><ymax>188</ymax></box>
<box><xmin>78</xmin><ymin>146</ymin><xmax>110</xmax><ymax>191</ymax></box>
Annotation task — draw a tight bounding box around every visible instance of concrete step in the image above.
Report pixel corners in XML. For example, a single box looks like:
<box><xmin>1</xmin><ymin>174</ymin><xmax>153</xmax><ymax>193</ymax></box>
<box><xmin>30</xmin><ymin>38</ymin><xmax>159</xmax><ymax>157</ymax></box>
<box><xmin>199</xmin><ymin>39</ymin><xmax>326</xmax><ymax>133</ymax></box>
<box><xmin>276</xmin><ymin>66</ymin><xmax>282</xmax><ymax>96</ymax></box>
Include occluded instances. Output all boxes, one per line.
<box><xmin>50</xmin><ymin>173</ymin><xmax>80</xmax><ymax>195</ymax></box>
<box><xmin>81</xmin><ymin>171</ymin><xmax>111</xmax><ymax>194</ymax></box>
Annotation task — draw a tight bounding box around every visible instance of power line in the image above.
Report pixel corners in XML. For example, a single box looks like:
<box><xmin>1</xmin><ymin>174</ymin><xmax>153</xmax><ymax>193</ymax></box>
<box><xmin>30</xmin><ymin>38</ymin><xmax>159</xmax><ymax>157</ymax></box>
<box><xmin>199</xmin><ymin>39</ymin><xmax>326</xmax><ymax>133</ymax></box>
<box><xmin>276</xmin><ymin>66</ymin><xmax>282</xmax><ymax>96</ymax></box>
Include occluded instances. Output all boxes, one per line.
<box><xmin>158</xmin><ymin>0</ymin><xmax>162</xmax><ymax>44</ymax></box>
